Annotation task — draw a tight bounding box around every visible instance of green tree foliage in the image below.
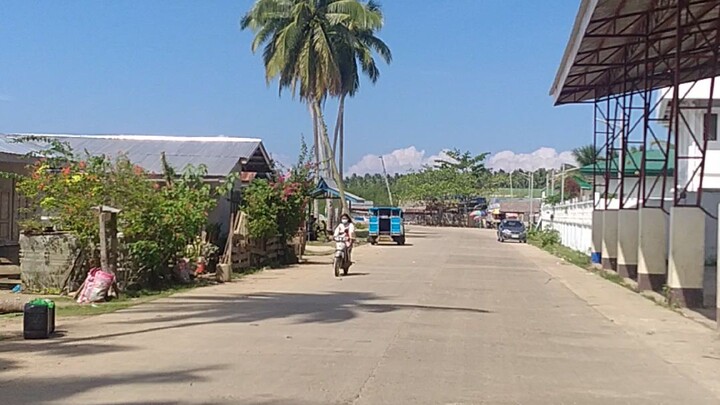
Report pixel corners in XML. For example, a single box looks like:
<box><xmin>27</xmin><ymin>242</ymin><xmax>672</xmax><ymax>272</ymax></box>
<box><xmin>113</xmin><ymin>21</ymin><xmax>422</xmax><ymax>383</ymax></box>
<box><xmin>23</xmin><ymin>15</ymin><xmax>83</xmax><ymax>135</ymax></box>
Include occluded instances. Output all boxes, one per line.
<box><xmin>572</xmin><ymin>145</ymin><xmax>598</xmax><ymax>167</ymax></box>
<box><xmin>392</xmin><ymin>150</ymin><xmax>491</xmax><ymax>205</ymax></box>
<box><xmin>242</xmin><ymin>180</ymin><xmax>280</xmax><ymax>240</ymax></box>
<box><xmin>242</xmin><ymin>137</ymin><xmax>314</xmax><ymax>242</ymax></box>
<box><xmin>344</xmin><ymin>173</ymin><xmax>397</xmax><ymax>206</ymax></box>
<box><xmin>242</xmin><ymin>0</ymin><xmax>390</xmax><ymax>214</ymax></box>
<box><xmin>16</xmin><ymin>143</ymin><xmax>222</xmax><ymax>289</ymax></box>
<box><xmin>331</xmin><ymin>0</ymin><xmax>392</xmax><ymax>174</ymax></box>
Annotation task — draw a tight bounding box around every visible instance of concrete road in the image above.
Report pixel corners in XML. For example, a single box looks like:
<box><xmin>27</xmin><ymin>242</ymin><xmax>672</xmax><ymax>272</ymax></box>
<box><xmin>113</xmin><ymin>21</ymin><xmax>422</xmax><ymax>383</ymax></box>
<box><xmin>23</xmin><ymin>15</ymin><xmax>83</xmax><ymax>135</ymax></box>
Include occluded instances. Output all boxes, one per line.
<box><xmin>2</xmin><ymin>227</ymin><xmax>720</xmax><ymax>404</ymax></box>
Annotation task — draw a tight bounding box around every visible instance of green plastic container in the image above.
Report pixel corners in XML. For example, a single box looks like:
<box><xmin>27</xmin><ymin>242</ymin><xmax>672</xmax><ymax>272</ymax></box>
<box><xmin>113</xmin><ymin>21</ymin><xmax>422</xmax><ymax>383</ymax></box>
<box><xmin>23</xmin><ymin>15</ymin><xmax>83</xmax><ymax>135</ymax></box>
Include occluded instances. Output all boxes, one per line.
<box><xmin>24</xmin><ymin>300</ymin><xmax>49</xmax><ymax>339</ymax></box>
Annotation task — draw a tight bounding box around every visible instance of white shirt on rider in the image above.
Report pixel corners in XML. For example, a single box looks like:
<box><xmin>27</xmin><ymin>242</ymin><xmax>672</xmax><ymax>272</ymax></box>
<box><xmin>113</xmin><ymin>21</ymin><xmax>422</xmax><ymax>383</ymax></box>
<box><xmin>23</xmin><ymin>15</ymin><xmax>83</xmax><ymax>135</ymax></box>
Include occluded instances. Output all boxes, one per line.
<box><xmin>334</xmin><ymin>222</ymin><xmax>356</xmax><ymax>241</ymax></box>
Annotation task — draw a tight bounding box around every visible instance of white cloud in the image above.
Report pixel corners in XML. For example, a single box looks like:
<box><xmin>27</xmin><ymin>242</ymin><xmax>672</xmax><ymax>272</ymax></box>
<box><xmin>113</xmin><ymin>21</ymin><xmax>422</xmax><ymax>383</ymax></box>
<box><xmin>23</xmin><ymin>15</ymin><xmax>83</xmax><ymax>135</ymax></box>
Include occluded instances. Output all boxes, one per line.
<box><xmin>487</xmin><ymin>147</ymin><xmax>577</xmax><ymax>172</ymax></box>
<box><xmin>347</xmin><ymin>146</ymin><xmax>577</xmax><ymax>175</ymax></box>
<box><xmin>348</xmin><ymin>146</ymin><xmax>451</xmax><ymax>175</ymax></box>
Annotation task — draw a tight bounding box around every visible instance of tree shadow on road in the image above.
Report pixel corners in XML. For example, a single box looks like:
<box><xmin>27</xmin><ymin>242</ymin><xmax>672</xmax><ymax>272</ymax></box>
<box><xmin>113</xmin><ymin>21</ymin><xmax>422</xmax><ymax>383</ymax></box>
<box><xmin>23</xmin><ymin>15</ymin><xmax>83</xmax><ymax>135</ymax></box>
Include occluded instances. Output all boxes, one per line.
<box><xmin>0</xmin><ymin>366</ymin><xmax>222</xmax><ymax>405</ymax></box>
<box><xmin>0</xmin><ymin>337</ymin><xmax>138</xmax><ymax>374</ymax></box>
<box><xmin>29</xmin><ymin>292</ymin><xmax>492</xmax><ymax>346</ymax></box>
<box><xmin>0</xmin><ymin>292</ymin><xmax>493</xmax><ymax>362</ymax></box>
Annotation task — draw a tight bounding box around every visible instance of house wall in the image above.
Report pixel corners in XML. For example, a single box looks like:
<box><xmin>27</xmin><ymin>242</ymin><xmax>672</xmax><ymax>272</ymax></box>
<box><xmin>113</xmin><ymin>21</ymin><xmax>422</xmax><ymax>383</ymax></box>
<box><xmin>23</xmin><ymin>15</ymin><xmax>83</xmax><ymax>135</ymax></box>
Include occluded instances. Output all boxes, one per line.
<box><xmin>657</xmin><ymin>79</ymin><xmax>720</xmax><ymax>192</ymax></box>
<box><xmin>675</xmin><ymin>105</ymin><xmax>720</xmax><ymax>192</ymax></box>
<box><xmin>0</xmin><ymin>160</ymin><xmax>32</xmax><ymax>246</ymax></box>
<box><xmin>208</xmin><ymin>162</ymin><xmax>246</xmax><ymax>237</ymax></box>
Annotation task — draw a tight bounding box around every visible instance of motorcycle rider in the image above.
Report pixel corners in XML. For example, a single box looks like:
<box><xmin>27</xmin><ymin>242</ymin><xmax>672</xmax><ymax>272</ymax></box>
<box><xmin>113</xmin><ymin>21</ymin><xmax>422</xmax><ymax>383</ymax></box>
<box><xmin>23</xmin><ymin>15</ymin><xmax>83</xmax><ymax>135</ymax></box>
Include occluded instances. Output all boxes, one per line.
<box><xmin>333</xmin><ymin>214</ymin><xmax>355</xmax><ymax>266</ymax></box>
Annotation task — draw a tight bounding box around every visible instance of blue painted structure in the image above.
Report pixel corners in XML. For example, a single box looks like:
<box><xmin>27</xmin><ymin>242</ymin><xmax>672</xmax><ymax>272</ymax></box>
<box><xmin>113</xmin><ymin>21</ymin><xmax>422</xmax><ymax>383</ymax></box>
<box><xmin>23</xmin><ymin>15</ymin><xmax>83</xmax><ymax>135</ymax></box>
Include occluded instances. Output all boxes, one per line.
<box><xmin>368</xmin><ymin>207</ymin><xmax>405</xmax><ymax>245</ymax></box>
<box><xmin>310</xmin><ymin>177</ymin><xmax>365</xmax><ymax>204</ymax></box>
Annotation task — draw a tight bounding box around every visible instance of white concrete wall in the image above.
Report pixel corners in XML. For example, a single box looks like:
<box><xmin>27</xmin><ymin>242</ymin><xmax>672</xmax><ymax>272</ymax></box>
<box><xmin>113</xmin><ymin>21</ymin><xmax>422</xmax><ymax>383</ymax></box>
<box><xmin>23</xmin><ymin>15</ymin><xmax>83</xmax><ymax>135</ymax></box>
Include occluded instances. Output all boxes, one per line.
<box><xmin>541</xmin><ymin>198</ymin><xmax>594</xmax><ymax>255</ymax></box>
<box><xmin>699</xmin><ymin>191</ymin><xmax>720</xmax><ymax>262</ymax></box>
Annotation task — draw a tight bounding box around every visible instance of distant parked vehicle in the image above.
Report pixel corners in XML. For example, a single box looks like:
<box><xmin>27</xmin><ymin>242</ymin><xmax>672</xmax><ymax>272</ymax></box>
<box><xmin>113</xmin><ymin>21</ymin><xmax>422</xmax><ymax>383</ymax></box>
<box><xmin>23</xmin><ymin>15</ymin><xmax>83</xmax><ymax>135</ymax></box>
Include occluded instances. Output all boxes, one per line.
<box><xmin>497</xmin><ymin>220</ymin><xmax>527</xmax><ymax>243</ymax></box>
<box><xmin>368</xmin><ymin>207</ymin><xmax>405</xmax><ymax>245</ymax></box>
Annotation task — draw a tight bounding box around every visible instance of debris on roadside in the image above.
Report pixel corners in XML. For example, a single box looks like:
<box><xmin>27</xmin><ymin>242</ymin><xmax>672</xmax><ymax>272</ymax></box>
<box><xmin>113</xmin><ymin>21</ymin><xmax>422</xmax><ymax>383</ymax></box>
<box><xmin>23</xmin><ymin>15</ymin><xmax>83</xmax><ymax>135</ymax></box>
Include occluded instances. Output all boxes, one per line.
<box><xmin>0</xmin><ymin>297</ymin><xmax>28</xmax><ymax>314</ymax></box>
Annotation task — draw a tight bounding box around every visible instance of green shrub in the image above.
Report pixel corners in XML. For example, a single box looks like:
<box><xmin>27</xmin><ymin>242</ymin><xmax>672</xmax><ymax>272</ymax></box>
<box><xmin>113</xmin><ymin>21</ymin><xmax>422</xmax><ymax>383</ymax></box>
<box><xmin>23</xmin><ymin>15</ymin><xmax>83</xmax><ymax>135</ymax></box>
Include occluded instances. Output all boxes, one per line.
<box><xmin>529</xmin><ymin>228</ymin><xmax>561</xmax><ymax>248</ymax></box>
<box><xmin>15</xmin><ymin>138</ymin><xmax>225</xmax><ymax>289</ymax></box>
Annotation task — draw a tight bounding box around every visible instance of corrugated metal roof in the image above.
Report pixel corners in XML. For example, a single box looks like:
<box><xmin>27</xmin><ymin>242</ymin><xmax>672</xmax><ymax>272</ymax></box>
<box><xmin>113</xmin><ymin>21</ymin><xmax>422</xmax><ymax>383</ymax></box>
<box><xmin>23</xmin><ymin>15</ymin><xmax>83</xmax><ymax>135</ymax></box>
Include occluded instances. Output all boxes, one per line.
<box><xmin>551</xmin><ymin>0</ymin><xmax>720</xmax><ymax>105</ymax></box>
<box><xmin>579</xmin><ymin>149</ymin><xmax>674</xmax><ymax>176</ymax></box>
<box><xmin>0</xmin><ymin>136</ymin><xmax>45</xmax><ymax>156</ymax></box>
<box><xmin>0</xmin><ymin>133</ymin><xmax>264</xmax><ymax>176</ymax></box>
<box><xmin>312</xmin><ymin>177</ymin><xmax>366</xmax><ymax>203</ymax></box>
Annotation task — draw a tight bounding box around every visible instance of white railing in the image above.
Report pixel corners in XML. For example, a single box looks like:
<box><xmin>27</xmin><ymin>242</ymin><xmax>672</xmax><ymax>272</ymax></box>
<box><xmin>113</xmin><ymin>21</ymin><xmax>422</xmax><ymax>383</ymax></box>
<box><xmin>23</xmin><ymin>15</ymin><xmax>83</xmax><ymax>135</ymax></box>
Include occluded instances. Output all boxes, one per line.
<box><xmin>540</xmin><ymin>198</ymin><xmax>594</xmax><ymax>255</ymax></box>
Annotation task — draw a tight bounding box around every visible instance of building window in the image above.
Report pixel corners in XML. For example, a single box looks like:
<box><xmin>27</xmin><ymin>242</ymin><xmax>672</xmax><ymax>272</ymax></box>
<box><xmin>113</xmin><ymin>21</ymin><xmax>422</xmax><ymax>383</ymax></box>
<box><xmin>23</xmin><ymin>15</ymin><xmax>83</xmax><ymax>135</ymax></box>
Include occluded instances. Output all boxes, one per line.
<box><xmin>704</xmin><ymin>113</ymin><xmax>717</xmax><ymax>141</ymax></box>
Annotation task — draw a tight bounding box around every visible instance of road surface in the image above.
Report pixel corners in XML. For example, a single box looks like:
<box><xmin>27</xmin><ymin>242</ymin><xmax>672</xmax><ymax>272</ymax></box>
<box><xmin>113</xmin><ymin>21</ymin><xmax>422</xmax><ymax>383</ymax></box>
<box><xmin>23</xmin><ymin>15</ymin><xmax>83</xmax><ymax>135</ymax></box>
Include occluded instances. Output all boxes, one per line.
<box><xmin>2</xmin><ymin>226</ymin><xmax>720</xmax><ymax>404</ymax></box>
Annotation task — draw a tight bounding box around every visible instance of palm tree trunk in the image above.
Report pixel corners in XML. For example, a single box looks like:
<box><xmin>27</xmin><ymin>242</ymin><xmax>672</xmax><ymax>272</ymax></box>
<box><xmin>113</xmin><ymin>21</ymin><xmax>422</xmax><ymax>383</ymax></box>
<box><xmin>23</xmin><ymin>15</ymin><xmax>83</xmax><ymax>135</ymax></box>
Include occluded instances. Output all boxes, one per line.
<box><xmin>332</xmin><ymin>94</ymin><xmax>346</xmax><ymax>176</ymax></box>
<box><xmin>313</xmin><ymin>100</ymin><xmax>349</xmax><ymax>214</ymax></box>
<box><xmin>332</xmin><ymin>97</ymin><xmax>342</xmax><ymax>158</ymax></box>
<box><xmin>339</xmin><ymin>95</ymin><xmax>345</xmax><ymax>176</ymax></box>
<box><xmin>310</xmin><ymin>104</ymin><xmax>320</xmax><ymax>218</ymax></box>
<box><xmin>316</xmin><ymin>105</ymin><xmax>333</xmax><ymax>229</ymax></box>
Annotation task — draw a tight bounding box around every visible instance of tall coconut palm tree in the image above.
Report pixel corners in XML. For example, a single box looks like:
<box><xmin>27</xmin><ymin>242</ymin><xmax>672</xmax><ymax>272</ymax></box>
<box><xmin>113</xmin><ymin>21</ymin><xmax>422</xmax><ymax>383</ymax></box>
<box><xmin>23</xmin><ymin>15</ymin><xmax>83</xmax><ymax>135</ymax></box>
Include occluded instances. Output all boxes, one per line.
<box><xmin>572</xmin><ymin>144</ymin><xmax>599</xmax><ymax>167</ymax></box>
<box><xmin>242</xmin><ymin>0</ymin><xmax>381</xmax><ymax>214</ymax></box>
<box><xmin>330</xmin><ymin>0</ymin><xmax>392</xmax><ymax>176</ymax></box>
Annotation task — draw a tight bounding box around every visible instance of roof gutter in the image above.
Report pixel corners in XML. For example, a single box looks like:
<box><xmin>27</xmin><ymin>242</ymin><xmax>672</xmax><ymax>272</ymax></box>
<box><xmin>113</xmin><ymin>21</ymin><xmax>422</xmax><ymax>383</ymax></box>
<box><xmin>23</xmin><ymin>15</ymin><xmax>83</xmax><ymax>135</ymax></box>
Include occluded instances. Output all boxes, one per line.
<box><xmin>550</xmin><ymin>0</ymin><xmax>598</xmax><ymax>105</ymax></box>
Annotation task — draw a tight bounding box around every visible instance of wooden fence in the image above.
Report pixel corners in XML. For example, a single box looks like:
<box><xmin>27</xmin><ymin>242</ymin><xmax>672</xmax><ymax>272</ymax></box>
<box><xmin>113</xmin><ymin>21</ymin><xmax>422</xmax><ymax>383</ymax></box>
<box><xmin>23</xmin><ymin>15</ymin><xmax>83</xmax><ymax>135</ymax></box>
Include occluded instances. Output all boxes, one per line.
<box><xmin>220</xmin><ymin>212</ymin><xmax>304</xmax><ymax>272</ymax></box>
<box><xmin>405</xmin><ymin>211</ymin><xmax>472</xmax><ymax>227</ymax></box>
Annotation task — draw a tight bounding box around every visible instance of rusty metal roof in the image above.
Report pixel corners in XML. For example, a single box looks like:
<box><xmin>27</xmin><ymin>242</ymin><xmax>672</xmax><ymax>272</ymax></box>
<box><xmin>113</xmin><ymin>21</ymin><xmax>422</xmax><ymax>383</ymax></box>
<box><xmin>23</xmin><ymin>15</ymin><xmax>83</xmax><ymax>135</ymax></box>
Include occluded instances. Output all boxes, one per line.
<box><xmin>551</xmin><ymin>0</ymin><xmax>720</xmax><ymax>105</ymax></box>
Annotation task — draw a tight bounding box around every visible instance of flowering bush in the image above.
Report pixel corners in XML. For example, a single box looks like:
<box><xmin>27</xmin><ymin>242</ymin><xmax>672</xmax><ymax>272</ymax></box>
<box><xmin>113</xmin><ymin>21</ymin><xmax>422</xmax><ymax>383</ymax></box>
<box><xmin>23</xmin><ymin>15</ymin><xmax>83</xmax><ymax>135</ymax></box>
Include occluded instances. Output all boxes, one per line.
<box><xmin>16</xmin><ymin>141</ymin><xmax>223</xmax><ymax>289</ymax></box>
<box><xmin>243</xmin><ymin>175</ymin><xmax>311</xmax><ymax>243</ymax></box>
<box><xmin>243</xmin><ymin>139</ymin><xmax>313</xmax><ymax>243</ymax></box>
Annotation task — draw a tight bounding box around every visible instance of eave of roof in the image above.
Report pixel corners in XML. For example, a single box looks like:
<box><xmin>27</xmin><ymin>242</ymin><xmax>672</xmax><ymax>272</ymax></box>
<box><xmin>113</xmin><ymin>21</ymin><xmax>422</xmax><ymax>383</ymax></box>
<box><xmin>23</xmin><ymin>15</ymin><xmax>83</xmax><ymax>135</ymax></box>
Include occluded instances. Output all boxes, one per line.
<box><xmin>551</xmin><ymin>0</ymin><xmax>720</xmax><ymax>105</ymax></box>
<box><xmin>311</xmin><ymin>178</ymin><xmax>365</xmax><ymax>203</ymax></box>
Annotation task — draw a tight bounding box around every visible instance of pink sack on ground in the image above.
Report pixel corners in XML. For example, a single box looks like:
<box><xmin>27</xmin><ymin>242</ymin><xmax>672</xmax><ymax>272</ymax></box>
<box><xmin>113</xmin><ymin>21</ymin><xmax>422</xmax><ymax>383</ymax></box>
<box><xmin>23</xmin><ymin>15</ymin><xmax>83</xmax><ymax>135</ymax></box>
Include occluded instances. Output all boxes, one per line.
<box><xmin>77</xmin><ymin>268</ymin><xmax>116</xmax><ymax>304</ymax></box>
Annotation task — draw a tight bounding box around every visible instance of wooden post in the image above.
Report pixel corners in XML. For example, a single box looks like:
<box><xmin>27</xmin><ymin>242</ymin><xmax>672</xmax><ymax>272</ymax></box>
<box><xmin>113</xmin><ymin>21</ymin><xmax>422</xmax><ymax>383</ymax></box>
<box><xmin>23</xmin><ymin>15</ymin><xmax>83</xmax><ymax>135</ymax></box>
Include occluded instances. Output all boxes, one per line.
<box><xmin>98</xmin><ymin>211</ymin><xmax>109</xmax><ymax>272</ymax></box>
<box><xmin>94</xmin><ymin>206</ymin><xmax>121</xmax><ymax>274</ymax></box>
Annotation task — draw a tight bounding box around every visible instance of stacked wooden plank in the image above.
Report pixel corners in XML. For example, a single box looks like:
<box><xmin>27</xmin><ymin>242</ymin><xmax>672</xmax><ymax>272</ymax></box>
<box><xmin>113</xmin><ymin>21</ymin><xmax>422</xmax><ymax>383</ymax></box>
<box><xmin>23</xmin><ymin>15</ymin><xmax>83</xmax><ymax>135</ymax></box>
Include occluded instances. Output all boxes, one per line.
<box><xmin>0</xmin><ymin>258</ymin><xmax>21</xmax><ymax>290</ymax></box>
<box><xmin>220</xmin><ymin>211</ymin><xmax>305</xmax><ymax>272</ymax></box>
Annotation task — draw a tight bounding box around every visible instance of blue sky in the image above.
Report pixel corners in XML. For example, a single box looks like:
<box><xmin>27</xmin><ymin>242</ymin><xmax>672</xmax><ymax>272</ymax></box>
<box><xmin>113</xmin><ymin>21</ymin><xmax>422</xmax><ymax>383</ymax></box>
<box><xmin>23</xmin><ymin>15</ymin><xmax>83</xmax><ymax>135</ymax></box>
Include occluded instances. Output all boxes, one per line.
<box><xmin>0</xmin><ymin>0</ymin><xmax>589</xmax><ymax>174</ymax></box>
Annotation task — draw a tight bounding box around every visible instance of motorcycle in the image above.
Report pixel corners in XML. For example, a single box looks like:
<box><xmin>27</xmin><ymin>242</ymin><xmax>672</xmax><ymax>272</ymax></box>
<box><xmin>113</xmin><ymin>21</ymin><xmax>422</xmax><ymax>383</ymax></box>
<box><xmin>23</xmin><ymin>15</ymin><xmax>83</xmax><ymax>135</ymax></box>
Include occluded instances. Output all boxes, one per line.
<box><xmin>333</xmin><ymin>235</ymin><xmax>351</xmax><ymax>277</ymax></box>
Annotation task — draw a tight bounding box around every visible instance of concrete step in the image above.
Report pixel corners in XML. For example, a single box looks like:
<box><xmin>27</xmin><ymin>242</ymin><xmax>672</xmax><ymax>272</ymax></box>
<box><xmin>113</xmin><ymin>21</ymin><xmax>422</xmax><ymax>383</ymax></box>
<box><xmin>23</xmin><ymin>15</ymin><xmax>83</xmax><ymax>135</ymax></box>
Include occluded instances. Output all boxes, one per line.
<box><xmin>0</xmin><ymin>265</ymin><xmax>20</xmax><ymax>277</ymax></box>
<box><xmin>0</xmin><ymin>278</ymin><xmax>21</xmax><ymax>286</ymax></box>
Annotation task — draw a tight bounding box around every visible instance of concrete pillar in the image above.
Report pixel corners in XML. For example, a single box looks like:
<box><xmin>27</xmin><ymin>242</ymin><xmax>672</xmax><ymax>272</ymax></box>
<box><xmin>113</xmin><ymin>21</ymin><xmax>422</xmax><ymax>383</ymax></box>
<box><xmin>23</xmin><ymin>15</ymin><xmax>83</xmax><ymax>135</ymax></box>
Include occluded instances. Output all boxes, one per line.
<box><xmin>717</xmin><ymin>202</ymin><xmax>720</xmax><ymax>329</ymax></box>
<box><xmin>637</xmin><ymin>208</ymin><xmax>668</xmax><ymax>292</ymax></box>
<box><xmin>591</xmin><ymin>210</ymin><xmax>603</xmax><ymax>264</ymax></box>
<box><xmin>617</xmin><ymin>210</ymin><xmax>639</xmax><ymax>279</ymax></box>
<box><xmin>602</xmin><ymin>210</ymin><xmax>618</xmax><ymax>271</ymax></box>
<box><xmin>667</xmin><ymin>207</ymin><xmax>705</xmax><ymax>308</ymax></box>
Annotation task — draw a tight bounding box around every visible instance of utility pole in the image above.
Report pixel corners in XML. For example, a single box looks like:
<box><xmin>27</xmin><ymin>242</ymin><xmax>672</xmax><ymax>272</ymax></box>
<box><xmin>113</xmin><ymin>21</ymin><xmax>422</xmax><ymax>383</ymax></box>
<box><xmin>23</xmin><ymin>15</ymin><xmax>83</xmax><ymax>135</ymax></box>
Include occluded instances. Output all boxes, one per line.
<box><xmin>510</xmin><ymin>171</ymin><xmax>513</xmax><ymax>197</ymax></box>
<box><xmin>545</xmin><ymin>171</ymin><xmax>549</xmax><ymax>197</ymax></box>
<box><xmin>528</xmin><ymin>171</ymin><xmax>534</xmax><ymax>225</ymax></box>
<box><xmin>550</xmin><ymin>169</ymin><xmax>555</xmax><ymax>196</ymax></box>
<box><xmin>379</xmin><ymin>156</ymin><xmax>394</xmax><ymax>206</ymax></box>
<box><xmin>561</xmin><ymin>164</ymin><xmax>566</xmax><ymax>202</ymax></box>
